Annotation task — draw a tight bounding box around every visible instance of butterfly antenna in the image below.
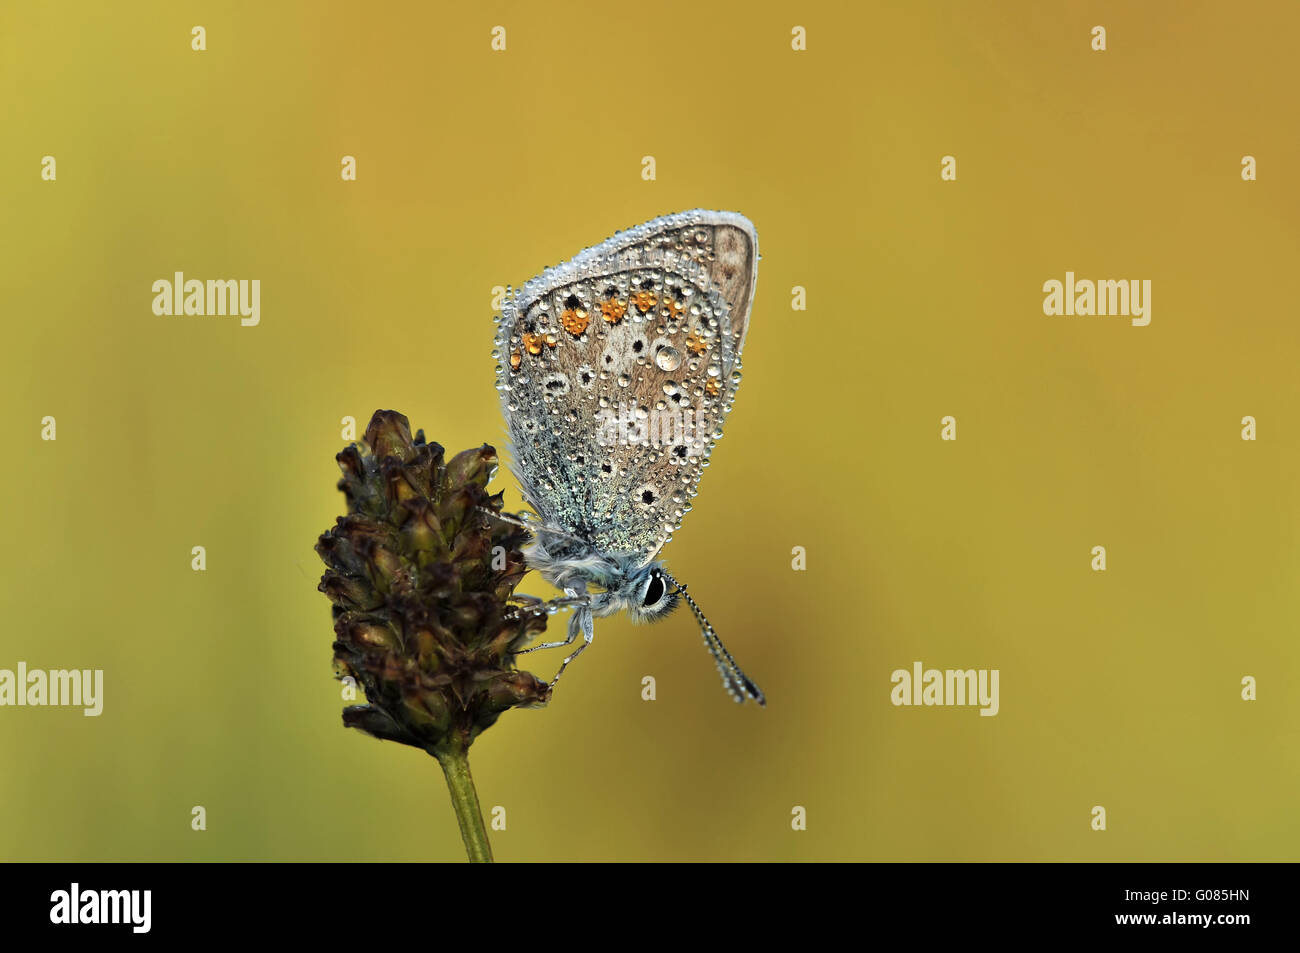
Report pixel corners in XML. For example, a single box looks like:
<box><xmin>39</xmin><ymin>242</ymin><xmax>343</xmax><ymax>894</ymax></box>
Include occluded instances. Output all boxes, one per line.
<box><xmin>668</xmin><ymin>578</ymin><xmax>765</xmax><ymax>706</ymax></box>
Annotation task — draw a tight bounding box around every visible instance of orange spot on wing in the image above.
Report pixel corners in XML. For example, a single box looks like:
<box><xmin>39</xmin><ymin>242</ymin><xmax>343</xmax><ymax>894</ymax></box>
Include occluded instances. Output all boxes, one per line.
<box><xmin>600</xmin><ymin>298</ymin><xmax>627</xmax><ymax>324</ymax></box>
<box><xmin>561</xmin><ymin>308</ymin><xmax>590</xmax><ymax>335</ymax></box>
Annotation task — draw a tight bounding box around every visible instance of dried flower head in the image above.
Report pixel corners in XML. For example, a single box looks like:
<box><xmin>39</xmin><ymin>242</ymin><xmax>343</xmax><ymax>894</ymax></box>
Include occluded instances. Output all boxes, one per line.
<box><xmin>316</xmin><ymin>410</ymin><xmax>550</xmax><ymax>761</ymax></box>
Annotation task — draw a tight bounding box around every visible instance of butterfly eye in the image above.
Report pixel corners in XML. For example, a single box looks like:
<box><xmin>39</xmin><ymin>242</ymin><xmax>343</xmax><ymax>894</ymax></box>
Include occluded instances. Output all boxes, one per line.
<box><xmin>642</xmin><ymin>573</ymin><xmax>666</xmax><ymax>607</ymax></box>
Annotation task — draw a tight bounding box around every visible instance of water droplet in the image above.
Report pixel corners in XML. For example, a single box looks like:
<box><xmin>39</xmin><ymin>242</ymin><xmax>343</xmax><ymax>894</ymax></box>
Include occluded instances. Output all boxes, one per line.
<box><xmin>655</xmin><ymin>346</ymin><xmax>682</xmax><ymax>371</ymax></box>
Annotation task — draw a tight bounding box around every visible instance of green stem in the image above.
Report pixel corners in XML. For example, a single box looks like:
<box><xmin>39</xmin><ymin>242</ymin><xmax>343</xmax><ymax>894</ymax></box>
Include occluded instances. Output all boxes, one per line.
<box><xmin>435</xmin><ymin>745</ymin><xmax>493</xmax><ymax>863</ymax></box>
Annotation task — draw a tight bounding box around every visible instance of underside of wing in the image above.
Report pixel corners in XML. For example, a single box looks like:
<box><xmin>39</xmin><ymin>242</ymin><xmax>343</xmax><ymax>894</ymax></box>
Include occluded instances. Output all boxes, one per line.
<box><xmin>495</xmin><ymin>210</ymin><xmax>759</xmax><ymax>563</ymax></box>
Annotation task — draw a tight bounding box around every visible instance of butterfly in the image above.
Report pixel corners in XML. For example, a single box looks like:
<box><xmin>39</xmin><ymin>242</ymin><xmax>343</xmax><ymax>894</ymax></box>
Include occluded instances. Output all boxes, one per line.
<box><xmin>492</xmin><ymin>209</ymin><xmax>764</xmax><ymax>705</ymax></box>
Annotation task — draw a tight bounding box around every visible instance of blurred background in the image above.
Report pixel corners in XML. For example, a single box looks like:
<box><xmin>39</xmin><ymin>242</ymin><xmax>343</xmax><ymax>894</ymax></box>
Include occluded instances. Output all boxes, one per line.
<box><xmin>1</xmin><ymin>0</ymin><xmax>1297</xmax><ymax>861</ymax></box>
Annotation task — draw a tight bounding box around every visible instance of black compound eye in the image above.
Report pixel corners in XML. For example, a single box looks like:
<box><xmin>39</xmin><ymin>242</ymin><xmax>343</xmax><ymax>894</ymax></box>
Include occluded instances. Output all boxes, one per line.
<box><xmin>643</xmin><ymin>573</ymin><xmax>666</xmax><ymax>607</ymax></box>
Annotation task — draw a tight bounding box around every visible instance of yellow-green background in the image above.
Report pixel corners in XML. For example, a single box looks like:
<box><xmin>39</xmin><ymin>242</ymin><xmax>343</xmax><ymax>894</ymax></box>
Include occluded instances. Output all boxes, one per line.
<box><xmin>2</xmin><ymin>0</ymin><xmax>1297</xmax><ymax>861</ymax></box>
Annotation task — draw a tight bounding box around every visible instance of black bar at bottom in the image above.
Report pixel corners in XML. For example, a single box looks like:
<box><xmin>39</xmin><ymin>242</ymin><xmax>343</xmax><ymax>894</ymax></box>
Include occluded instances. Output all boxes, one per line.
<box><xmin>1</xmin><ymin>862</ymin><xmax>1279</xmax><ymax>940</ymax></box>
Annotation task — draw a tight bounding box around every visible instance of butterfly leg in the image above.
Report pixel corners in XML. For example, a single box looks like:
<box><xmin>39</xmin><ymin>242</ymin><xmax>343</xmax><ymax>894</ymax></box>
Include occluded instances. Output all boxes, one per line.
<box><xmin>477</xmin><ymin>507</ymin><xmax>530</xmax><ymax>530</ymax></box>
<box><xmin>475</xmin><ymin>507</ymin><xmax>608</xmax><ymax>551</ymax></box>
<box><xmin>547</xmin><ymin>607</ymin><xmax>595</xmax><ymax>689</ymax></box>
<box><xmin>517</xmin><ymin>588</ymin><xmax>590</xmax><ymax>651</ymax></box>
<box><xmin>507</xmin><ymin>592</ymin><xmax>589</xmax><ymax>619</ymax></box>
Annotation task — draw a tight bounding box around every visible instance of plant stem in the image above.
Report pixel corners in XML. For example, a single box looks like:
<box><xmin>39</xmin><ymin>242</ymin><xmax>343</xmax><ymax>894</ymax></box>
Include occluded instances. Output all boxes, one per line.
<box><xmin>435</xmin><ymin>745</ymin><xmax>493</xmax><ymax>863</ymax></box>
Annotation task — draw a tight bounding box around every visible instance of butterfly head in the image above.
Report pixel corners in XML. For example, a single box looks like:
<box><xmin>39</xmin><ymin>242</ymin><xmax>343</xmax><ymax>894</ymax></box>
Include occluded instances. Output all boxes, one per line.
<box><xmin>616</xmin><ymin>562</ymin><xmax>681</xmax><ymax>623</ymax></box>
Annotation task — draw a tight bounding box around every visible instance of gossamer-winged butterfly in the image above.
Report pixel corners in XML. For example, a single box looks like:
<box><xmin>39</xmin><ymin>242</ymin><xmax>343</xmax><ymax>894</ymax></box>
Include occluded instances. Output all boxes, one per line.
<box><xmin>491</xmin><ymin>209</ymin><xmax>764</xmax><ymax>705</ymax></box>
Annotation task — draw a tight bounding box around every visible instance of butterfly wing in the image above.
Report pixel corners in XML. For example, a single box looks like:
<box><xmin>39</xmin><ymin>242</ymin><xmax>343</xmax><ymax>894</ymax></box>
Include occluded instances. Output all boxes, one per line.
<box><xmin>495</xmin><ymin>209</ymin><xmax>759</xmax><ymax>563</ymax></box>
